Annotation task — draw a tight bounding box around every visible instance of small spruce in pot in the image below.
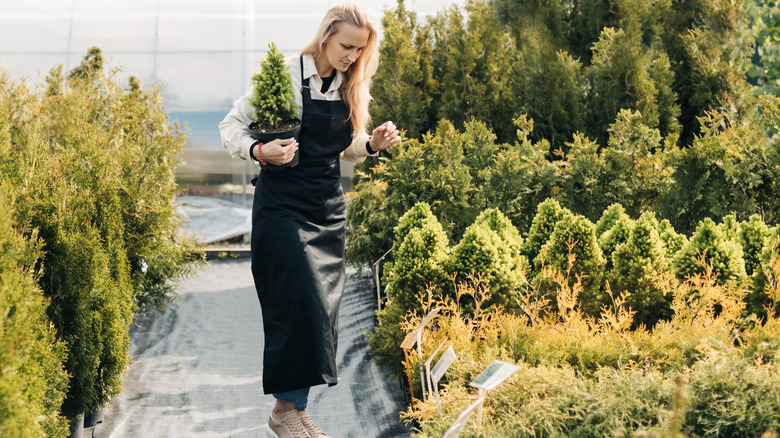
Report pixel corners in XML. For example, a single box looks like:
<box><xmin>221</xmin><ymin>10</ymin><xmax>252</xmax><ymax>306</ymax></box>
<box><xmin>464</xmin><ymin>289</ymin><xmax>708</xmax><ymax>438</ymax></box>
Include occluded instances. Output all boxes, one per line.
<box><xmin>248</xmin><ymin>42</ymin><xmax>301</xmax><ymax>169</ymax></box>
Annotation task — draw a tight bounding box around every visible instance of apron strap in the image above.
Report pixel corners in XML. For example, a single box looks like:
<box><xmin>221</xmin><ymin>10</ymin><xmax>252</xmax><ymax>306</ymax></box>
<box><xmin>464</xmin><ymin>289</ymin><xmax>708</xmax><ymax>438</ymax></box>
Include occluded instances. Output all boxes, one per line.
<box><xmin>300</xmin><ymin>56</ymin><xmax>313</xmax><ymax>128</ymax></box>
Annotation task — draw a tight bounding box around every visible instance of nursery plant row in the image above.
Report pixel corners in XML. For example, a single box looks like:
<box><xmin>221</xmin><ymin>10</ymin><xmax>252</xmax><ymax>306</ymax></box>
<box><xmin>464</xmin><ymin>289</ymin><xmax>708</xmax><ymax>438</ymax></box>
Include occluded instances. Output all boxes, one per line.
<box><xmin>0</xmin><ymin>48</ymin><xmax>201</xmax><ymax>436</ymax></box>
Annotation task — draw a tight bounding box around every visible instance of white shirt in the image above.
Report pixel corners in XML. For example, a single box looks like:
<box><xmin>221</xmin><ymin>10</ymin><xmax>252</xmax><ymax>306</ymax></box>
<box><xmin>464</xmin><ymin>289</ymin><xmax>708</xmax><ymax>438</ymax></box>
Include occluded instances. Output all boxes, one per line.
<box><xmin>219</xmin><ymin>54</ymin><xmax>371</xmax><ymax>165</ymax></box>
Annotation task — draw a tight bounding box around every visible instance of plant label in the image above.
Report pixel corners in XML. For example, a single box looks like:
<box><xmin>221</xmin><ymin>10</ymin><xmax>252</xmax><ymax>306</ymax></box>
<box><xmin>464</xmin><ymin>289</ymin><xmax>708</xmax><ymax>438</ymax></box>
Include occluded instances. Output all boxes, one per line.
<box><xmin>431</xmin><ymin>345</ymin><xmax>456</xmax><ymax>385</ymax></box>
<box><xmin>469</xmin><ymin>360</ymin><xmax>520</xmax><ymax>390</ymax></box>
<box><xmin>399</xmin><ymin>307</ymin><xmax>441</xmax><ymax>350</ymax></box>
<box><xmin>442</xmin><ymin>397</ymin><xmax>484</xmax><ymax>438</ymax></box>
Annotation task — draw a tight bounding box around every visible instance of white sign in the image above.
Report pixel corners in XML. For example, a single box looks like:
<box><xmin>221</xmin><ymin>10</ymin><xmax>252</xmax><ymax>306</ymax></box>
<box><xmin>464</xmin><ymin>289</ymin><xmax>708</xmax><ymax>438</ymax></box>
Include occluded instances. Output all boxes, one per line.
<box><xmin>399</xmin><ymin>307</ymin><xmax>442</xmax><ymax>350</ymax></box>
<box><xmin>431</xmin><ymin>345</ymin><xmax>456</xmax><ymax>385</ymax></box>
<box><xmin>399</xmin><ymin>307</ymin><xmax>442</xmax><ymax>403</ymax></box>
<box><xmin>425</xmin><ymin>339</ymin><xmax>448</xmax><ymax>396</ymax></box>
<box><xmin>469</xmin><ymin>360</ymin><xmax>520</xmax><ymax>391</ymax></box>
<box><xmin>442</xmin><ymin>397</ymin><xmax>484</xmax><ymax>438</ymax></box>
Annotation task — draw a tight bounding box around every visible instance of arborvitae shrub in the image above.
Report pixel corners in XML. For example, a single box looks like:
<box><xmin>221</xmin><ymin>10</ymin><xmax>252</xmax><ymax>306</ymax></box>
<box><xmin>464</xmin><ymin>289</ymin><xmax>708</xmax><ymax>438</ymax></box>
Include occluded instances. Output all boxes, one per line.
<box><xmin>673</xmin><ymin>217</ymin><xmax>747</xmax><ymax>285</ymax></box>
<box><xmin>718</xmin><ymin>213</ymin><xmax>741</xmax><ymax>240</ymax></box>
<box><xmin>391</xmin><ymin>202</ymin><xmax>441</xmax><ymax>250</ymax></box>
<box><xmin>369</xmin><ymin>206</ymin><xmax>450</xmax><ymax>381</ymax></box>
<box><xmin>45</xmin><ymin>221</ymin><xmax>111</xmax><ymax>419</ymax></box>
<box><xmin>739</xmin><ymin>214</ymin><xmax>770</xmax><ymax>278</ymax></box>
<box><xmin>752</xmin><ymin>227</ymin><xmax>780</xmax><ymax>318</ymax></box>
<box><xmin>1</xmin><ymin>48</ymin><xmax>201</xmax><ymax>423</ymax></box>
<box><xmin>446</xmin><ymin>220</ymin><xmax>522</xmax><ymax>312</ymax></box>
<box><xmin>541</xmin><ymin>214</ymin><xmax>606</xmax><ymax>316</ymax></box>
<box><xmin>0</xmin><ymin>190</ymin><xmax>69</xmax><ymax>438</ymax></box>
<box><xmin>608</xmin><ymin>212</ymin><xmax>672</xmax><ymax>328</ymax></box>
<box><xmin>738</xmin><ymin>215</ymin><xmax>771</xmax><ymax>316</ymax></box>
<box><xmin>446</xmin><ymin>209</ymin><xmax>527</xmax><ymax>312</ymax></box>
<box><xmin>472</xmin><ymin>208</ymin><xmax>524</xmax><ymax>261</ymax></box>
<box><xmin>657</xmin><ymin>218</ymin><xmax>687</xmax><ymax>260</ymax></box>
<box><xmin>115</xmin><ymin>73</ymin><xmax>201</xmax><ymax>311</ymax></box>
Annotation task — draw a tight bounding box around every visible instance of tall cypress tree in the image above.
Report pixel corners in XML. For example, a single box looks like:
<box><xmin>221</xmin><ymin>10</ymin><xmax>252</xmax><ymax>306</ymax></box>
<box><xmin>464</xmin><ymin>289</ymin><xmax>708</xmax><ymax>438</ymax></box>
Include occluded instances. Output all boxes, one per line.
<box><xmin>369</xmin><ymin>1</ymin><xmax>431</xmax><ymax>139</ymax></box>
<box><xmin>657</xmin><ymin>0</ymin><xmax>755</xmax><ymax>145</ymax></box>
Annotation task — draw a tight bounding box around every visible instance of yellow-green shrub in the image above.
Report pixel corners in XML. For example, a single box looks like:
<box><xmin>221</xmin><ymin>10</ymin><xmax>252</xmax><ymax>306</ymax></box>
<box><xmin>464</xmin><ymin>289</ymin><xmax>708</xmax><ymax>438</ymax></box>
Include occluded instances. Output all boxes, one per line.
<box><xmin>398</xmin><ymin>260</ymin><xmax>780</xmax><ymax>437</ymax></box>
<box><xmin>0</xmin><ymin>48</ymin><xmax>201</xmax><ymax>422</ymax></box>
<box><xmin>0</xmin><ymin>190</ymin><xmax>69</xmax><ymax>437</ymax></box>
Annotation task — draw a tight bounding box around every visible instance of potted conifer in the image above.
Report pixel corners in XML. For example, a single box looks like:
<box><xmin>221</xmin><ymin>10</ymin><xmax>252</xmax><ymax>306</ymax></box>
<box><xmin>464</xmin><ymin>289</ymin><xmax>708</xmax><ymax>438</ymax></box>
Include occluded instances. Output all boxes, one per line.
<box><xmin>248</xmin><ymin>42</ymin><xmax>301</xmax><ymax>170</ymax></box>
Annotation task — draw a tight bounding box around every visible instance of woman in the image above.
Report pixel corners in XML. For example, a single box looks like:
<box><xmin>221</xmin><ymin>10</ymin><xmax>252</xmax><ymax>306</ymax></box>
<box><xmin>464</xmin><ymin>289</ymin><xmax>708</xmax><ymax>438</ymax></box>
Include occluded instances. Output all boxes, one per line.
<box><xmin>219</xmin><ymin>4</ymin><xmax>400</xmax><ymax>438</ymax></box>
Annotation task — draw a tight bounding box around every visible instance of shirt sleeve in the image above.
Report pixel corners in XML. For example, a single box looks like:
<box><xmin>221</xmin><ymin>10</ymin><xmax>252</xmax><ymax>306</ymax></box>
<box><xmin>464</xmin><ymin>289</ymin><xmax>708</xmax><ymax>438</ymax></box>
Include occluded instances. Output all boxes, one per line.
<box><xmin>219</xmin><ymin>56</ymin><xmax>303</xmax><ymax>164</ymax></box>
<box><xmin>218</xmin><ymin>83</ymin><xmax>258</xmax><ymax>164</ymax></box>
<box><xmin>340</xmin><ymin>130</ymin><xmax>372</xmax><ymax>163</ymax></box>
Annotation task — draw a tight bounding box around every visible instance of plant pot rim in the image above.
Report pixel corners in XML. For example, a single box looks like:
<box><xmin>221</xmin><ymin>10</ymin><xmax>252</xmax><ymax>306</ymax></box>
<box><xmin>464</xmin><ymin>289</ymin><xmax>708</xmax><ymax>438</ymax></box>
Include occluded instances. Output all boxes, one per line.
<box><xmin>248</xmin><ymin>118</ymin><xmax>301</xmax><ymax>135</ymax></box>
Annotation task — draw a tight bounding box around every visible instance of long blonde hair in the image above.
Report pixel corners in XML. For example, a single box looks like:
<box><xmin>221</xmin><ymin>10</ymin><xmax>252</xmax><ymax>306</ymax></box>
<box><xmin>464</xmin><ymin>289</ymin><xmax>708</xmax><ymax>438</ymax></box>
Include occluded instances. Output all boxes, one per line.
<box><xmin>300</xmin><ymin>4</ymin><xmax>378</xmax><ymax>136</ymax></box>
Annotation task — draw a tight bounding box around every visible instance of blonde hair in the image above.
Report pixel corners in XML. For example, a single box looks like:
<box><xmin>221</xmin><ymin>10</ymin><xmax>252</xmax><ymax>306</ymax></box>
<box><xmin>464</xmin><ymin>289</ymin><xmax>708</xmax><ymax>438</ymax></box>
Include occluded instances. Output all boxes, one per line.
<box><xmin>300</xmin><ymin>4</ymin><xmax>378</xmax><ymax>136</ymax></box>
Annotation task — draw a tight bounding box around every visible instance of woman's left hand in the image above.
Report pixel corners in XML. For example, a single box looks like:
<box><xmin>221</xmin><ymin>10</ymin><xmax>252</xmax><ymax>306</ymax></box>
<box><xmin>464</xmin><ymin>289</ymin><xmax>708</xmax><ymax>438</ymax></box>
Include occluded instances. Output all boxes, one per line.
<box><xmin>369</xmin><ymin>121</ymin><xmax>401</xmax><ymax>152</ymax></box>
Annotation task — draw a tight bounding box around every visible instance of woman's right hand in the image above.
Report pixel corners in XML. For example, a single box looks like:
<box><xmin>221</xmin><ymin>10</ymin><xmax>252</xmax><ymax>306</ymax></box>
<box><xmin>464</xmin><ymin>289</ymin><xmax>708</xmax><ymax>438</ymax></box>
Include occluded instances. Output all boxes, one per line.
<box><xmin>255</xmin><ymin>138</ymin><xmax>298</xmax><ymax>165</ymax></box>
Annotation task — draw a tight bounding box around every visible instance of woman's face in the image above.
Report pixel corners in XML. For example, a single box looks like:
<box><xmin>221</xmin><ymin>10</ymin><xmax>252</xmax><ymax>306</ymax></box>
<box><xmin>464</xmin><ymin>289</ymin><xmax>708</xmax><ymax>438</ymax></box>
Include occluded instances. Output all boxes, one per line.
<box><xmin>320</xmin><ymin>23</ymin><xmax>370</xmax><ymax>75</ymax></box>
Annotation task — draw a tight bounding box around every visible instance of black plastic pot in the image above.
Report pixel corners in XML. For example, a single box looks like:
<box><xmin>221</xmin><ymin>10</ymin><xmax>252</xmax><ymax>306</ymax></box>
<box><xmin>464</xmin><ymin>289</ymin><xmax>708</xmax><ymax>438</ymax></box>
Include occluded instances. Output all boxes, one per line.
<box><xmin>67</xmin><ymin>415</ymin><xmax>83</xmax><ymax>438</ymax></box>
<box><xmin>248</xmin><ymin>119</ymin><xmax>302</xmax><ymax>171</ymax></box>
<box><xmin>84</xmin><ymin>407</ymin><xmax>105</xmax><ymax>427</ymax></box>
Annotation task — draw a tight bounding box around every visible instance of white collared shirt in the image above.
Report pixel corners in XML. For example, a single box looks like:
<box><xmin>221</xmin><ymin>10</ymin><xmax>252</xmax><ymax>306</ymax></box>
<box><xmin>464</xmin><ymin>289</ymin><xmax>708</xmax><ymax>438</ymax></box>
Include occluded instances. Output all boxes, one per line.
<box><xmin>219</xmin><ymin>54</ymin><xmax>371</xmax><ymax>165</ymax></box>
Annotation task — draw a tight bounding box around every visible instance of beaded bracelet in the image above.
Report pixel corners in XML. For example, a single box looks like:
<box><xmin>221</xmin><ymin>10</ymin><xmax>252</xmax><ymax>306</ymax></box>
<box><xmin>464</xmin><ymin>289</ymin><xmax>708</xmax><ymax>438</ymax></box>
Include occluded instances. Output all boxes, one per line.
<box><xmin>252</xmin><ymin>141</ymin><xmax>267</xmax><ymax>166</ymax></box>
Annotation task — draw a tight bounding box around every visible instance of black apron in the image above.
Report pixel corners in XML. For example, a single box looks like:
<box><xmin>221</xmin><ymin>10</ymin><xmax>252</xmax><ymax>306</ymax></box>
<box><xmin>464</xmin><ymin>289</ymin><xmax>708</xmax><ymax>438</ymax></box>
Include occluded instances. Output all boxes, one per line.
<box><xmin>251</xmin><ymin>57</ymin><xmax>352</xmax><ymax>395</ymax></box>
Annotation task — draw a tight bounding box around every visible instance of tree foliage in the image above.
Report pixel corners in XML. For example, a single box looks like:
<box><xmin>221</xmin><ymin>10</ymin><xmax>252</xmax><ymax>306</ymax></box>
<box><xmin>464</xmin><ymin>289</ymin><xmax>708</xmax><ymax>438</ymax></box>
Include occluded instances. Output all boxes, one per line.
<box><xmin>446</xmin><ymin>209</ymin><xmax>526</xmax><ymax>312</ymax></box>
<box><xmin>0</xmin><ymin>189</ymin><xmax>69</xmax><ymax>437</ymax></box>
<box><xmin>383</xmin><ymin>203</ymin><xmax>450</xmax><ymax>313</ymax></box>
<box><xmin>608</xmin><ymin>212</ymin><xmax>672</xmax><ymax>328</ymax></box>
<box><xmin>250</xmin><ymin>42</ymin><xmax>296</xmax><ymax>131</ymax></box>
<box><xmin>0</xmin><ymin>48</ymin><xmax>201</xmax><ymax>421</ymax></box>
<box><xmin>673</xmin><ymin>218</ymin><xmax>747</xmax><ymax>285</ymax></box>
<box><xmin>373</xmin><ymin>0</ymin><xmax>758</xmax><ymax>150</ymax></box>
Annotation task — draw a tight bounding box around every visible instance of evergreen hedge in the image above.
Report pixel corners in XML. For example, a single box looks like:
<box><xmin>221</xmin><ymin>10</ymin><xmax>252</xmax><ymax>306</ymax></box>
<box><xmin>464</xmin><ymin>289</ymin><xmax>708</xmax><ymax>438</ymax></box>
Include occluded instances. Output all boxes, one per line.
<box><xmin>0</xmin><ymin>189</ymin><xmax>69</xmax><ymax>437</ymax></box>
<box><xmin>0</xmin><ymin>48</ymin><xmax>201</xmax><ymax>428</ymax></box>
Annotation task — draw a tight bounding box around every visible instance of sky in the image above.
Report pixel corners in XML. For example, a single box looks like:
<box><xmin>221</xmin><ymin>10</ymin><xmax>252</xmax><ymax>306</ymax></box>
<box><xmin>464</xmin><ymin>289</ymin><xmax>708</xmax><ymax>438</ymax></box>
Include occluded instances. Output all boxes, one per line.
<box><xmin>0</xmin><ymin>0</ymin><xmax>466</xmax><ymax>112</ymax></box>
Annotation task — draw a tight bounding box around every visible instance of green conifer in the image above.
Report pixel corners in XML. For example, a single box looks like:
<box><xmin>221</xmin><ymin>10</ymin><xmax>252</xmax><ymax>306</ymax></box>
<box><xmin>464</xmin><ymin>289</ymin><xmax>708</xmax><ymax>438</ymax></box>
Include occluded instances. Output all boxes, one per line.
<box><xmin>595</xmin><ymin>203</ymin><xmax>631</xmax><ymax>239</ymax></box>
<box><xmin>673</xmin><ymin>217</ymin><xmax>747</xmax><ymax>285</ymax></box>
<box><xmin>609</xmin><ymin>212</ymin><xmax>671</xmax><ymax>328</ymax></box>
<box><xmin>599</xmin><ymin>215</ymin><xmax>634</xmax><ymax>272</ymax></box>
<box><xmin>369</xmin><ymin>1</ymin><xmax>430</xmax><ymax>139</ymax></box>
<box><xmin>392</xmin><ymin>201</ymin><xmax>443</xmax><ymax>250</ymax></box>
<box><xmin>657</xmin><ymin>218</ymin><xmax>687</xmax><ymax>260</ymax></box>
<box><xmin>447</xmin><ymin>209</ymin><xmax>526</xmax><ymax>312</ymax></box>
<box><xmin>523</xmin><ymin>198</ymin><xmax>574</xmax><ymax>274</ymax></box>
<box><xmin>0</xmin><ymin>189</ymin><xmax>69</xmax><ymax>437</ymax></box>
<box><xmin>739</xmin><ymin>215</ymin><xmax>770</xmax><ymax>278</ymax></box>
<box><xmin>383</xmin><ymin>204</ymin><xmax>450</xmax><ymax>313</ymax></box>
<box><xmin>250</xmin><ymin>42</ymin><xmax>296</xmax><ymax>131</ymax></box>
<box><xmin>541</xmin><ymin>214</ymin><xmax>606</xmax><ymax>316</ymax></box>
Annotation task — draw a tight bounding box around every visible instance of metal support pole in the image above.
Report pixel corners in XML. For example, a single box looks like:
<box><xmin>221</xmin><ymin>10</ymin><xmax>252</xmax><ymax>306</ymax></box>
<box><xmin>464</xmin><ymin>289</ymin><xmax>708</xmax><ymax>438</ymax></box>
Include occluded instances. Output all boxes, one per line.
<box><xmin>403</xmin><ymin>348</ymin><xmax>415</xmax><ymax>401</ymax></box>
<box><xmin>372</xmin><ymin>248</ymin><xmax>393</xmax><ymax>311</ymax></box>
<box><xmin>374</xmin><ymin>262</ymin><xmax>382</xmax><ymax>311</ymax></box>
<box><xmin>416</xmin><ymin>330</ymin><xmax>425</xmax><ymax>402</ymax></box>
<box><xmin>476</xmin><ymin>388</ymin><xmax>486</xmax><ymax>424</ymax></box>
